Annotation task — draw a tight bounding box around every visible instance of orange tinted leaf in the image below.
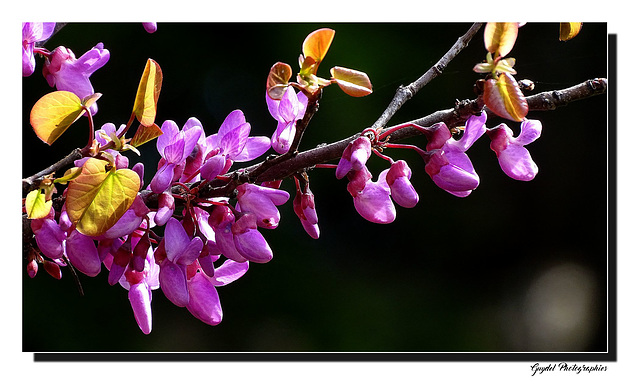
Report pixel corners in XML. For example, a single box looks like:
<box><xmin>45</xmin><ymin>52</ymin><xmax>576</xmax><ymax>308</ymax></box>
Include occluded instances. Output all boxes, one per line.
<box><xmin>559</xmin><ymin>22</ymin><xmax>583</xmax><ymax>41</ymax></box>
<box><xmin>132</xmin><ymin>59</ymin><xmax>163</xmax><ymax>127</ymax></box>
<box><xmin>30</xmin><ymin>91</ymin><xmax>84</xmax><ymax>145</ymax></box>
<box><xmin>25</xmin><ymin>189</ymin><xmax>52</xmax><ymax>219</ymax></box>
<box><xmin>330</xmin><ymin>66</ymin><xmax>373</xmax><ymax>97</ymax></box>
<box><xmin>266</xmin><ymin>62</ymin><xmax>292</xmax><ymax>100</ymax></box>
<box><xmin>66</xmin><ymin>158</ymin><xmax>140</xmax><ymax>236</ymax></box>
<box><xmin>302</xmin><ymin>28</ymin><xmax>335</xmax><ymax>62</ymax></box>
<box><xmin>131</xmin><ymin>123</ymin><xmax>163</xmax><ymax>147</ymax></box>
<box><xmin>484</xmin><ymin>73</ymin><xmax>528</xmax><ymax>122</ymax></box>
<box><xmin>81</xmin><ymin>93</ymin><xmax>102</xmax><ymax>109</ymax></box>
<box><xmin>484</xmin><ymin>22</ymin><xmax>519</xmax><ymax>59</ymax></box>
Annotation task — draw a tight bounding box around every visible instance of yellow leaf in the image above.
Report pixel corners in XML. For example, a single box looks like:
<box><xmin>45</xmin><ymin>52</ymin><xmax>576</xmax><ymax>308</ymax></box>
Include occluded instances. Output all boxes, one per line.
<box><xmin>53</xmin><ymin>167</ymin><xmax>82</xmax><ymax>185</ymax></box>
<box><xmin>132</xmin><ymin>59</ymin><xmax>163</xmax><ymax>127</ymax></box>
<box><xmin>484</xmin><ymin>22</ymin><xmax>519</xmax><ymax>59</ymax></box>
<box><xmin>66</xmin><ymin>158</ymin><xmax>141</xmax><ymax>236</ymax></box>
<box><xmin>560</xmin><ymin>22</ymin><xmax>583</xmax><ymax>41</ymax></box>
<box><xmin>330</xmin><ymin>66</ymin><xmax>373</xmax><ymax>97</ymax></box>
<box><xmin>131</xmin><ymin>123</ymin><xmax>163</xmax><ymax>147</ymax></box>
<box><xmin>25</xmin><ymin>189</ymin><xmax>52</xmax><ymax>219</ymax></box>
<box><xmin>30</xmin><ymin>91</ymin><xmax>84</xmax><ymax>145</ymax></box>
<box><xmin>302</xmin><ymin>28</ymin><xmax>335</xmax><ymax>63</ymax></box>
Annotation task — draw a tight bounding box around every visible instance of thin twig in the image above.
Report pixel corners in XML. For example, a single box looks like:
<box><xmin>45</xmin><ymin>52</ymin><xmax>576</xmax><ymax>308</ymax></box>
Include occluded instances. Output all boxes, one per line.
<box><xmin>370</xmin><ymin>22</ymin><xmax>484</xmax><ymax>130</ymax></box>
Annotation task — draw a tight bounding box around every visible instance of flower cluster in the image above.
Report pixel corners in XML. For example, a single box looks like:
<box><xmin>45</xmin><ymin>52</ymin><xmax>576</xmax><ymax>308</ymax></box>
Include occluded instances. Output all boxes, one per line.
<box><xmin>336</xmin><ymin>111</ymin><xmax>542</xmax><ymax>223</ymax></box>
<box><xmin>28</xmin><ymin>107</ymin><xmax>295</xmax><ymax>333</ymax></box>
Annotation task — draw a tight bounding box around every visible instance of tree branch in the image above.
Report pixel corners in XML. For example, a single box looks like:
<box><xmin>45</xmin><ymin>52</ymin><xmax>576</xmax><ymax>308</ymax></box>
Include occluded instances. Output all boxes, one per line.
<box><xmin>370</xmin><ymin>22</ymin><xmax>483</xmax><ymax>130</ymax></box>
<box><xmin>230</xmin><ymin>78</ymin><xmax>608</xmax><ymax>185</ymax></box>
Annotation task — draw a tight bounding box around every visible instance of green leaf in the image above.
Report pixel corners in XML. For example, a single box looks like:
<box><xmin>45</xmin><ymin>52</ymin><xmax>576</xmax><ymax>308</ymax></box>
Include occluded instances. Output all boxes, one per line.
<box><xmin>302</xmin><ymin>28</ymin><xmax>335</xmax><ymax>63</ymax></box>
<box><xmin>25</xmin><ymin>189</ymin><xmax>52</xmax><ymax>219</ymax></box>
<box><xmin>131</xmin><ymin>123</ymin><xmax>163</xmax><ymax>147</ymax></box>
<box><xmin>30</xmin><ymin>91</ymin><xmax>85</xmax><ymax>145</ymax></box>
<box><xmin>484</xmin><ymin>73</ymin><xmax>529</xmax><ymax>122</ymax></box>
<box><xmin>559</xmin><ymin>22</ymin><xmax>583</xmax><ymax>41</ymax></box>
<box><xmin>66</xmin><ymin>158</ymin><xmax>141</xmax><ymax>237</ymax></box>
<box><xmin>330</xmin><ymin>66</ymin><xmax>373</xmax><ymax>97</ymax></box>
<box><xmin>484</xmin><ymin>22</ymin><xmax>519</xmax><ymax>59</ymax></box>
<box><xmin>132</xmin><ymin>59</ymin><xmax>163</xmax><ymax>127</ymax></box>
<box><xmin>266</xmin><ymin>62</ymin><xmax>293</xmax><ymax>100</ymax></box>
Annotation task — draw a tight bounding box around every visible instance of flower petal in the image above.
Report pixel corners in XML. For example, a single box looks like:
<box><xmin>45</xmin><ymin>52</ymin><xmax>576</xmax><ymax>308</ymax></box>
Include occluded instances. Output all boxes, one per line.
<box><xmin>211</xmin><ymin>260</ymin><xmax>250</xmax><ymax>286</ymax></box>
<box><xmin>498</xmin><ymin>144</ymin><xmax>538</xmax><ymax>181</ymax></box>
<box><xmin>128</xmin><ymin>282</ymin><xmax>153</xmax><ymax>334</ymax></box>
<box><xmin>159</xmin><ymin>260</ymin><xmax>189</xmax><ymax>307</ymax></box>
<box><xmin>187</xmin><ymin>272</ymin><xmax>222</xmax><ymax>326</ymax></box>
<box><xmin>65</xmin><ymin>230</ymin><xmax>101</xmax><ymax>277</ymax></box>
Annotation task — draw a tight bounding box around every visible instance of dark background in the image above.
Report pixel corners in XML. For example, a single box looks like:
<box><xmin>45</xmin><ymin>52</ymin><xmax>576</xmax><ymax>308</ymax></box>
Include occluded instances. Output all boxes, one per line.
<box><xmin>22</xmin><ymin>23</ymin><xmax>609</xmax><ymax>352</ymax></box>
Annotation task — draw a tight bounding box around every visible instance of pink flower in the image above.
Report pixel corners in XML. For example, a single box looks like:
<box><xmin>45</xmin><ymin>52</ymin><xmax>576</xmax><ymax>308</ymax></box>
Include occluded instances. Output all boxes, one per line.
<box><xmin>386</xmin><ymin>160</ymin><xmax>419</xmax><ymax>208</ymax></box>
<box><xmin>293</xmin><ymin>178</ymin><xmax>320</xmax><ymax>239</ymax></box>
<box><xmin>349</xmin><ymin>167</ymin><xmax>396</xmax><ymax>224</ymax></box>
<box><xmin>157</xmin><ymin>217</ymin><xmax>203</xmax><ymax>307</ymax></box>
<box><xmin>42</xmin><ymin>43</ymin><xmax>110</xmax><ymax>116</ymax></box>
<box><xmin>142</xmin><ymin>23</ymin><xmax>157</xmax><ymax>33</ymax></box>
<box><xmin>487</xmin><ymin>119</ymin><xmax>542</xmax><ymax>181</ymax></box>
<box><xmin>422</xmin><ymin>112</ymin><xmax>487</xmax><ymax>197</ymax></box>
<box><xmin>266</xmin><ymin>87</ymin><xmax>308</xmax><ymax>154</ymax></box>
<box><xmin>186</xmin><ymin>259</ymin><xmax>249</xmax><ymax>326</ymax></box>
<box><xmin>236</xmin><ymin>183</ymin><xmax>290</xmax><ymax>229</ymax></box>
<box><xmin>336</xmin><ymin>136</ymin><xmax>372</xmax><ymax>179</ymax></box>
<box><xmin>22</xmin><ymin>22</ymin><xmax>56</xmax><ymax>77</ymax></box>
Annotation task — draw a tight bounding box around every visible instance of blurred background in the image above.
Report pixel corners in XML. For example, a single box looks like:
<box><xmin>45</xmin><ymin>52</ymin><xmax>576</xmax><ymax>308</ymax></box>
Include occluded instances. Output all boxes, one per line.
<box><xmin>22</xmin><ymin>22</ymin><xmax>609</xmax><ymax>352</ymax></box>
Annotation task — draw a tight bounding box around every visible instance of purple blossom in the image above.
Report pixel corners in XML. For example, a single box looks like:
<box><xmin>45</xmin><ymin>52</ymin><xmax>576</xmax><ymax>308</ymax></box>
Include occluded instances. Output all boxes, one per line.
<box><xmin>32</xmin><ymin>207</ymin><xmax>102</xmax><ymax>277</ymax></box>
<box><xmin>150</xmin><ymin>119</ymin><xmax>203</xmax><ymax>193</ymax></box>
<box><xmin>142</xmin><ymin>23</ymin><xmax>157</xmax><ymax>33</ymax></box>
<box><xmin>200</xmin><ymin>110</ymin><xmax>270</xmax><ymax>180</ymax></box>
<box><xmin>118</xmin><ymin>248</ymin><xmax>160</xmax><ymax>335</ymax></box>
<box><xmin>157</xmin><ymin>217</ymin><xmax>203</xmax><ymax>307</ymax></box>
<box><xmin>348</xmin><ymin>167</ymin><xmax>396</xmax><ymax>224</ymax></box>
<box><xmin>423</xmin><ymin>112</ymin><xmax>487</xmax><ymax>197</ymax></box>
<box><xmin>293</xmin><ymin>179</ymin><xmax>320</xmax><ymax>239</ymax></box>
<box><xmin>266</xmin><ymin>87</ymin><xmax>308</xmax><ymax>154</ymax></box>
<box><xmin>236</xmin><ymin>183</ymin><xmax>290</xmax><ymax>229</ymax></box>
<box><xmin>186</xmin><ymin>259</ymin><xmax>249</xmax><ymax>326</ymax></box>
<box><xmin>42</xmin><ymin>43</ymin><xmax>110</xmax><ymax>116</ymax></box>
<box><xmin>386</xmin><ymin>160</ymin><xmax>419</xmax><ymax>208</ymax></box>
<box><xmin>487</xmin><ymin>119</ymin><xmax>542</xmax><ymax>181</ymax></box>
<box><xmin>22</xmin><ymin>22</ymin><xmax>56</xmax><ymax>77</ymax></box>
<box><xmin>336</xmin><ymin>136</ymin><xmax>372</xmax><ymax>179</ymax></box>
<box><xmin>208</xmin><ymin>205</ymin><xmax>273</xmax><ymax>263</ymax></box>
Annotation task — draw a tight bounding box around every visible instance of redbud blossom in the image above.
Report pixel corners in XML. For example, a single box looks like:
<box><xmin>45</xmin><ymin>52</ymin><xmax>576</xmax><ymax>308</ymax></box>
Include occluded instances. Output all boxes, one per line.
<box><xmin>200</xmin><ymin>110</ymin><xmax>271</xmax><ymax>180</ymax></box>
<box><xmin>293</xmin><ymin>180</ymin><xmax>320</xmax><ymax>239</ymax></box>
<box><xmin>158</xmin><ymin>217</ymin><xmax>203</xmax><ymax>307</ymax></box>
<box><xmin>386</xmin><ymin>160</ymin><xmax>419</xmax><ymax>208</ymax></box>
<box><xmin>349</xmin><ymin>167</ymin><xmax>396</xmax><ymax>224</ymax></box>
<box><xmin>186</xmin><ymin>260</ymin><xmax>249</xmax><ymax>326</ymax></box>
<box><xmin>42</xmin><ymin>43</ymin><xmax>110</xmax><ymax>115</ymax></box>
<box><xmin>336</xmin><ymin>136</ymin><xmax>372</xmax><ymax>179</ymax></box>
<box><xmin>487</xmin><ymin>119</ymin><xmax>542</xmax><ymax>181</ymax></box>
<box><xmin>142</xmin><ymin>23</ymin><xmax>157</xmax><ymax>33</ymax></box>
<box><xmin>236</xmin><ymin>183</ymin><xmax>290</xmax><ymax>229</ymax></box>
<box><xmin>266</xmin><ymin>87</ymin><xmax>308</xmax><ymax>154</ymax></box>
<box><xmin>423</xmin><ymin>112</ymin><xmax>487</xmax><ymax>197</ymax></box>
<box><xmin>150</xmin><ymin>119</ymin><xmax>203</xmax><ymax>193</ymax></box>
<box><xmin>22</xmin><ymin>22</ymin><xmax>56</xmax><ymax>77</ymax></box>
